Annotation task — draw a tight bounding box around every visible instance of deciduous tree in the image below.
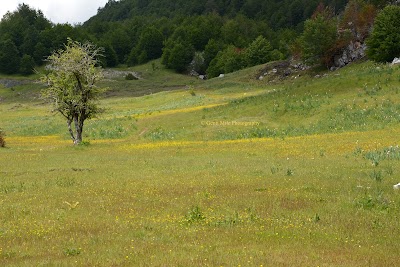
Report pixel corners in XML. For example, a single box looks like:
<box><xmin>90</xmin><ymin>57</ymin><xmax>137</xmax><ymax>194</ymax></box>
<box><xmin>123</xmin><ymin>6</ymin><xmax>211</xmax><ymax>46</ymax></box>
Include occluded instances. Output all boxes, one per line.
<box><xmin>245</xmin><ymin>35</ymin><xmax>273</xmax><ymax>66</ymax></box>
<box><xmin>299</xmin><ymin>14</ymin><xmax>337</xmax><ymax>67</ymax></box>
<box><xmin>41</xmin><ymin>39</ymin><xmax>105</xmax><ymax>145</ymax></box>
<box><xmin>0</xmin><ymin>39</ymin><xmax>21</xmax><ymax>74</ymax></box>
<box><xmin>367</xmin><ymin>5</ymin><xmax>400</xmax><ymax>63</ymax></box>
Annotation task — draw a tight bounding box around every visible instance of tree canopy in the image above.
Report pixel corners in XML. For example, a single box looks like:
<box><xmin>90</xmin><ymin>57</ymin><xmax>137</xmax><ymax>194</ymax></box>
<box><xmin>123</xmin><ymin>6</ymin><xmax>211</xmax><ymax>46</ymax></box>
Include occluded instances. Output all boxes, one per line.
<box><xmin>0</xmin><ymin>0</ymin><xmax>396</xmax><ymax>76</ymax></box>
<box><xmin>367</xmin><ymin>5</ymin><xmax>400</xmax><ymax>62</ymax></box>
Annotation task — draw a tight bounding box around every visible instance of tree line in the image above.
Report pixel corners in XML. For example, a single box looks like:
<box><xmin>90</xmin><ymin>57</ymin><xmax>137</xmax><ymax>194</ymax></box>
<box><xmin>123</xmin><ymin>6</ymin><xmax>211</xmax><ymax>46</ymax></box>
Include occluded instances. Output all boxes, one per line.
<box><xmin>0</xmin><ymin>0</ymin><xmax>397</xmax><ymax>77</ymax></box>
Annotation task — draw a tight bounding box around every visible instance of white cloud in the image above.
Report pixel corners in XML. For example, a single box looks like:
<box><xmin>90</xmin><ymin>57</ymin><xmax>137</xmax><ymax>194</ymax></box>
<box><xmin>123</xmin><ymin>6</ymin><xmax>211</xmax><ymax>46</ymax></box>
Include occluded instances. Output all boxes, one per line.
<box><xmin>0</xmin><ymin>0</ymin><xmax>109</xmax><ymax>24</ymax></box>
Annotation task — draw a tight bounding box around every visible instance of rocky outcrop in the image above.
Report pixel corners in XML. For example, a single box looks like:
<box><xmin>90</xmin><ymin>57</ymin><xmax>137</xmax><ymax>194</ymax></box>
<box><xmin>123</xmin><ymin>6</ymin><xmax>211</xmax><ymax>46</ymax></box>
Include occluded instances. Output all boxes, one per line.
<box><xmin>256</xmin><ymin>60</ymin><xmax>310</xmax><ymax>83</ymax></box>
<box><xmin>102</xmin><ymin>69</ymin><xmax>141</xmax><ymax>80</ymax></box>
<box><xmin>331</xmin><ymin>41</ymin><xmax>366</xmax><ymax>70</ymax></box>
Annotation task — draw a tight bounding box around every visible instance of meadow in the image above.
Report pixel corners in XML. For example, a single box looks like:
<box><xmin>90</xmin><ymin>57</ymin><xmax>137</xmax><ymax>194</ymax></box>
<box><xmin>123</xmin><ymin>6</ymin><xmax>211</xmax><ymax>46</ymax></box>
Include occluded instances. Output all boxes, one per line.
<box><xmin>1</xmin><ymin>60</ymin><xmax>400</xmax><ymax>266</ymax></box>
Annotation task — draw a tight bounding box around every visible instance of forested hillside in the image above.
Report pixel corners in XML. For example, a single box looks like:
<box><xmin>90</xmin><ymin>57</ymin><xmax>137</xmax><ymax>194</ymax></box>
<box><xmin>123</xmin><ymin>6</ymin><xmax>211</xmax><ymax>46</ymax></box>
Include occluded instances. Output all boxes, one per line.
<box><xmin>0</xmin><ymin>0</ymin><xmax>396</xmax><ymax>76</ymax></box>
<box><xmin>87</xmin><ymin>0</ymin><xmax>347</xmax><ymax>29</ymax></box>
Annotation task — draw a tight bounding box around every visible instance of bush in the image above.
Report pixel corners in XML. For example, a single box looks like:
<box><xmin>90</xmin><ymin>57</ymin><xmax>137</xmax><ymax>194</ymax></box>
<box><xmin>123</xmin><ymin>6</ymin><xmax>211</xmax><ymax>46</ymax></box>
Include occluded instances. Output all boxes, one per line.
<box><xmin>0</xmin><ymin>129</ymin><xmax>5</xmax><ymax>148</ymax></box>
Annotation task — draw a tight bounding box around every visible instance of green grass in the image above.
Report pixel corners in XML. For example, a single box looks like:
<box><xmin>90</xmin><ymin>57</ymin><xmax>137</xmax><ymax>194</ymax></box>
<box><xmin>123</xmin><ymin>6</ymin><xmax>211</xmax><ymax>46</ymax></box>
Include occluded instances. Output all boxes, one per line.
<box><xmin>1</xmin><ymin>60</ymin><xmax>400</xmax><ymax>266</ymax></box>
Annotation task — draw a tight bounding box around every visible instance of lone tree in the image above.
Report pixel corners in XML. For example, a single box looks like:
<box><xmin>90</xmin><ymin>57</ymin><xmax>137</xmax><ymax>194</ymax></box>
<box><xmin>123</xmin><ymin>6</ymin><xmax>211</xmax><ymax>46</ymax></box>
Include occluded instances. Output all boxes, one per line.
<box><xmin>41</xmin><ymin>39</ymin><xmax>105</xmax><ymax>145</ymax></box>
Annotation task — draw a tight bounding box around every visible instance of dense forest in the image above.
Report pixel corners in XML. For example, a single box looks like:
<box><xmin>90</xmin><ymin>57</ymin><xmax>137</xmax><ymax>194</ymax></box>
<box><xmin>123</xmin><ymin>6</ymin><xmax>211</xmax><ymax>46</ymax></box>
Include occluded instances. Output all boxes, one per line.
<box><xmin>0</xmin><ymin>0</ymin><xmax>396</xmax><ymax>76</ymax></box>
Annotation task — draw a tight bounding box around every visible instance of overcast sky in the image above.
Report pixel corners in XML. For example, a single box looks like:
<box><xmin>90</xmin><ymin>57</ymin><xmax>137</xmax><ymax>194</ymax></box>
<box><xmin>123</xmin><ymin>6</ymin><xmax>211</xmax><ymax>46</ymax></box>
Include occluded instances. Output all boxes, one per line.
<box><xmin>0</xmin><ymin>0</ymin><xmax>110</xmax><ymax>24</ymax></box>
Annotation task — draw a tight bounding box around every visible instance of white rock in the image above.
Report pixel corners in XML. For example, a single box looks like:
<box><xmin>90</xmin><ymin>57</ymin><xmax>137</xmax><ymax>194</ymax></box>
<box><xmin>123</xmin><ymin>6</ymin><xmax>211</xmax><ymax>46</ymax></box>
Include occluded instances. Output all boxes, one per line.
<box><xmin>218</xmin><ymin>74</ymin><xmax>225</xmax><ymax>78</ymax></box>
<box><xmin>392</xmin><ymin>57</ymin><xmax>400</xmax><ymax>65</ymax></box>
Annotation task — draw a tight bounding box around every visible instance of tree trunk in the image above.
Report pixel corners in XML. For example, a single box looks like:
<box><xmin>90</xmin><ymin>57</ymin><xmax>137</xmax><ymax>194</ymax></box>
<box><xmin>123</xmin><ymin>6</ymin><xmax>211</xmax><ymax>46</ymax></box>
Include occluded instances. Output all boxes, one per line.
<box><xmin>67</xmin><ymin>119</ymin><xmax>76</xmax><ymax>143</ymax></box>
<box><xmin>73</xmin><ymin>115</ymin><xmax>83</xmax><ymax>145</ymax></box>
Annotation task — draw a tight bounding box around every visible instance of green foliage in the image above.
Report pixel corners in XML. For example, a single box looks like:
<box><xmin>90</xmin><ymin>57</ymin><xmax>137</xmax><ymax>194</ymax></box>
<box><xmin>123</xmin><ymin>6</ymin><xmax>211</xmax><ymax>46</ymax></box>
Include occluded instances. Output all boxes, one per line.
<box><xmin>0</xmin><ymin>4</ymin><xmax>92</xmax><ymax>74</ymax></box>
<box><xmin>204</xmin><ymin>39</ymin><xmax>225</xmax><ymax>66</ymax></box>
<box><xmin>367</xmin><ymin>5</ymin><xmax>400</xmax><ymax>63</ymax></box>
<box><xmin>19</xmin><ymin>54</ymin><xmax>35</xmax><ymax>75</ymax></box>
<box><xmin>0</xmin><ymin>39</ymin><xmax>21</xmax><ymax>74</ymax></box>
<box><xmin>191</xmin><ymin>51</ymin><xmax>206</xmax><ymax>75</ymax></box>
<box><xmin>0</xmin><ymin>1</ymin><xmax>355</xmax><ymax>75</ymax></box>
<box><xmin>244</xmin><ymin>35</ymin><xmax>273</xmax><ymax>66</ymax></box>
<box><xmin>64</xmin><ymin>247</ymin><xmax>82</xmax><ymax>256</ymax></box>
<box><xmin>128</xmin><ymin>26</ymin><xmax>164</xmax><ymax>65</ymax></box>
<box><xmin>364</xmin><ymin>146</ymin><xmax>400</xmax><ymax>162</ymax></box>
<box><xmin>99</xmin><ymin>42</ymin><xmax>118</xmax><ymax>67</ymax></box>
<box><xmin>207</xmin><ymin>45</ymin><xmax>246</xmax><ymax>78</ymax></box>
<box><xmin>33</xmin><ymin>42</ymin><xmax>48</xmax><ymax>65</ymax></box>
<box><xmin>299</xmin><ymin>14</ymin><xmax>337</xmax><ymax>67</ymax></box>
<box><xmin>41</xmin><ymin>39</ymin><xmax>105</xmax><ymax>145</ymax></box>
<box><xmin>184</xmin><ymin>206</ymin><xmax>205</xmax><ymax>224</ymax></box>
<box><xmin>162</xmin><ymin>41</ymin><xmax>195</xmax><ymax>73</ymax></box>
<box><xmin>355</xmin><ymin>190</ymin><xmax>389</xmax><ymax>210</ymax></box>
<box><xmin>221</xmin><ymin>15</ymin><xmax>270</xmax><ymax>48</ymax></box>
<box><xmin>105</xmin><ymin>26</ymin><xmax>133</xmax><ymax>64</ymax></box>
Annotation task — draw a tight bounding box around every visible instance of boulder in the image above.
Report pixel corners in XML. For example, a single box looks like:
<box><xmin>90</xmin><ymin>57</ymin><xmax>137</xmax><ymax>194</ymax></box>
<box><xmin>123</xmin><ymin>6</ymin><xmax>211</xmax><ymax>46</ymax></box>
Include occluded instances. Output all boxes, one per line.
<box><xmin>392</xmin><ymin>58</ymin><xmax>400</xmax><ymax>65</ymax></box>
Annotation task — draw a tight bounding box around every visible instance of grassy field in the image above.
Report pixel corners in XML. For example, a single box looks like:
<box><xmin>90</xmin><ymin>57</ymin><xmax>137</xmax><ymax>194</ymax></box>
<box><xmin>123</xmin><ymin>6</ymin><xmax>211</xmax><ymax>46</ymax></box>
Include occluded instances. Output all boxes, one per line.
<box><xmin>1</xmin><ymin>60</ymin><xmax>400</xmax><ymax>266</ymax></box>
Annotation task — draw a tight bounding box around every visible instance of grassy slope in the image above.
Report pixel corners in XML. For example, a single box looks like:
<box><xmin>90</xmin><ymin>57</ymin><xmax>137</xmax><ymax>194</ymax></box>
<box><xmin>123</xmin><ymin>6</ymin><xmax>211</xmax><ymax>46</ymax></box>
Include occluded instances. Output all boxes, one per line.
<box><xmin>1</xmin><ymin>60</ymin><xmax>400</xmax><ymax>266</ymax></box>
